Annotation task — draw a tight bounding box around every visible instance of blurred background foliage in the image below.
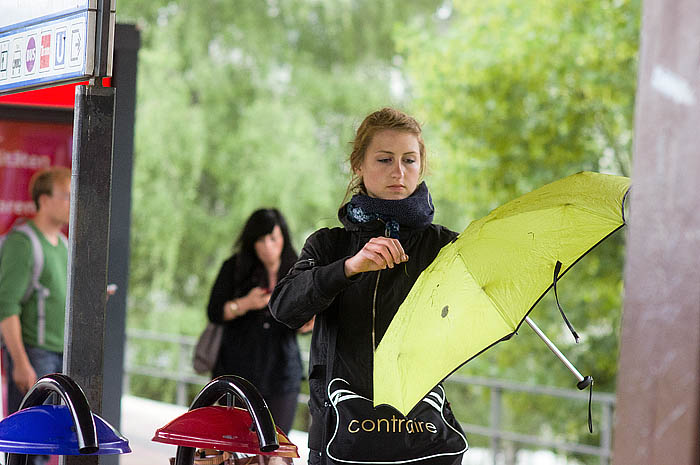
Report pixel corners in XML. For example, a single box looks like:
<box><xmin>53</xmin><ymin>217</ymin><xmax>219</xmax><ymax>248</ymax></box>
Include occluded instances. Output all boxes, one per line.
<box><xmin>116</xmin><ymin>0</ymin><xmax>640</xmax><ymax>462</ymax></box>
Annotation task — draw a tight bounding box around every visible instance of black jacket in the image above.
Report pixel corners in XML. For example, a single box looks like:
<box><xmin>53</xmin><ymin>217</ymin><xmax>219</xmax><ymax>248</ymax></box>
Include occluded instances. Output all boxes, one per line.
<box><xmin>207</xmin><ymin>253</ymin><xmax>302</xmax><ymax>397</ymax></box>
<box><xmin>269</xmin><ymin>209</ymin><xmax>457</xmax><ymax>451</ymax></box>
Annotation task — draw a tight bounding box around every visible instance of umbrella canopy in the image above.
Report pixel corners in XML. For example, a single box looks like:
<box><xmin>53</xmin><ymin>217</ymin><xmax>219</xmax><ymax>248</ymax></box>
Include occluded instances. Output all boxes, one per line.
<box><xmin>373</xmin><ymin>171</ymin><xmax>630</xmax><ymax>415</ymax></box>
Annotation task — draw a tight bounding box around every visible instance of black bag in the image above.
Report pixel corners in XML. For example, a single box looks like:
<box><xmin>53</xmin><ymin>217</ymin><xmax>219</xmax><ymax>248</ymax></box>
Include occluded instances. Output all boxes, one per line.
<box><xmin>325</xmin><ymin>378</ymin><xmax>468</xmax><ymax>465</ymax></box>
<box><xmin>192</xmin><ymin>322</ymin><xmax>224</xmax><ymax>374</ymax></box>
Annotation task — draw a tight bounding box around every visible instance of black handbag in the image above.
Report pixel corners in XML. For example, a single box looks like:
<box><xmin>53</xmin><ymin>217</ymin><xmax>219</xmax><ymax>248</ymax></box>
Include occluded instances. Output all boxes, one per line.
<box><xmin>323</xmin><ymin>267</ymin><xmax>468</xmax><ymax>464</ymax></box>
<box><xmin>325</xmin><ymin>378</ymin><xmax>467</xmax><ymax>465</ymax></box>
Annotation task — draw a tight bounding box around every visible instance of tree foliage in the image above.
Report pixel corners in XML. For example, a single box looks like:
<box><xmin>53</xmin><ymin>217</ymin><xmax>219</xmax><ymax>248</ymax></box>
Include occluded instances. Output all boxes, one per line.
<box><xmin>397</xmin><ymin>0</ymin><xmax>640</xmax><ymax>459</ymax></box>
<box><xmin>398</xmin><ymin>0</ymin><xmax>639</xmax><ymax>224</ymax></box>
<box><xmin>117</xmin><ymin>0</ymin><xmax>442</xmax><ymax>333</ymax></box>
<box><xmin>116</xmin><ymin>0</ymin><xmax>641</xmax><ymax>461</ymax></box>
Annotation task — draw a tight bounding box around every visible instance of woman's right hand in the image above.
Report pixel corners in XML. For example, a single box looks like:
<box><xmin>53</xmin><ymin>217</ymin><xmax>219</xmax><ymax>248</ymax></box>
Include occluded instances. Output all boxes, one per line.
<box><xmin>344</xmin><ymin>237</ymin><xmax>408</xmax><ymax>277</ymax></box>
<box><xmin>224</xmin><ymin>287</ymin><xmax>271</xmax><ymax>320</ymax></box>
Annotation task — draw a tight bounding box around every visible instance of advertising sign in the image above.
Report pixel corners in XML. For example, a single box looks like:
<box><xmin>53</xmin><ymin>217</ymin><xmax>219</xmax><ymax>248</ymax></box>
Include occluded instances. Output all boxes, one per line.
<box><xmin>0</xmin><ymin>117</ymin><xmax>73</xmax><ymax>233</ymax></box>
<box><xmin>0</xmin><ymin>1</ymin><xmax>114</xmax><ymax>95</ymax></box>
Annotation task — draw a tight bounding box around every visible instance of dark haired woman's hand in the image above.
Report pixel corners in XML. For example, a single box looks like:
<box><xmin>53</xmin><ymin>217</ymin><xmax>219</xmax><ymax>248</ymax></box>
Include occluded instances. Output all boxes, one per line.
<box><xmin>344</xmin><ymin>237</ymin><xmax>408</xmax><ymax>278</ymax></box>
<box><xmin>242</xmin><ymin>286</ymin><xmax>272</xmax><ymax>310</ymax></box>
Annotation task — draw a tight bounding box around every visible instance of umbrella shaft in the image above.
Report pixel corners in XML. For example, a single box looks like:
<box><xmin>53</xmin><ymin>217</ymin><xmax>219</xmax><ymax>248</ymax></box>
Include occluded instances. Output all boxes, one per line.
<box><xmin>524</xmin><ymin>317</ymin><xmax>584</xmax><ymax>382</ymax></box>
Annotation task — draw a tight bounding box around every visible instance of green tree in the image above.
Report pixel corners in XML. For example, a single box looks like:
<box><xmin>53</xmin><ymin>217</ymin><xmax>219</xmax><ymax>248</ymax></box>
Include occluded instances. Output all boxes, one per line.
<box><xmin>115</xmin><ymin>1</ymin><xmax>641</xmax><ymax>460</ymax></box>
<box><xmin>115</xmin><ymin>1</ymin><xmax>443</xmax><ymax>409</ymax></box>
<box><xmin>117</xmin><ymin>0</ymin><xmax>442</xmax><ymax>333</ymax></box>
<box><xmin>399</xmin><ymin>0</ymin><xmax>640</xmax><ymax>461</ymax></box>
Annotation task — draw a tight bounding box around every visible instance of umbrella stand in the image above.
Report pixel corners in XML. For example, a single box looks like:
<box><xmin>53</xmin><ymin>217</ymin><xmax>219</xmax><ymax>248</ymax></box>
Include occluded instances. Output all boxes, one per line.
<box><xmin>524</xmin><ymin>316</ymin><xmax>592</xmax><ymax>389</ymax></box>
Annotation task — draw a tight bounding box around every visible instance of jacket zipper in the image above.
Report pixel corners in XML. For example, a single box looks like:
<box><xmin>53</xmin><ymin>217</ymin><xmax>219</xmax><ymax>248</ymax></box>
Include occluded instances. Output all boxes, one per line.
<box><xmin>371</xmin><ymin>222</ymin><xmax>391</xmax><ymax>351</ymax></box>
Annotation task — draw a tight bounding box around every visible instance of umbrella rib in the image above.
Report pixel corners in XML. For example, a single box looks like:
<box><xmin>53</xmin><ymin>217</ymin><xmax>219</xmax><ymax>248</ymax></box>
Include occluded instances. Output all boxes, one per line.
<box><xmin>457</xmin><ymin>253</ymin><xmax>520</xmax><ymax>330</ymax></box>
<box><xmin>479</xmin><ymin>286</ymin><xmax>519</xmax><ymax>329</ymax></box>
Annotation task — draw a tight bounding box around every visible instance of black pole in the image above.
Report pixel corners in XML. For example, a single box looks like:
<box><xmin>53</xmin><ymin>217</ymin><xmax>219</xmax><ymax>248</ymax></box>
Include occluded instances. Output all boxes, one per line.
<box><xmin>62</xmin><ymin>84</ymin><xmax>115</xmax><ymax>465</ymax></box>
<box><xmin>100</xmin><ymin>24</ymin><xmax>140</xmax><ymax>465</ymax></box>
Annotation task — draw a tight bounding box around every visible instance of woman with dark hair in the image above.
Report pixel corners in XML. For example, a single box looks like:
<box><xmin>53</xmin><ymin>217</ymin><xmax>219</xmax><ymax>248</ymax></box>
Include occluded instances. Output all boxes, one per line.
<box><xmin>207</xmin><ymin>208</ymin><xmax>305</xmax><ymax>434</ymax></box>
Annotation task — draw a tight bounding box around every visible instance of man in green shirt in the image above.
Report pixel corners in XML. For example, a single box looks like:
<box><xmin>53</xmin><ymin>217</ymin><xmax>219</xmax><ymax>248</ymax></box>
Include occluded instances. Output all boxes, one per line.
<box><xmin>0</xmin><ymin>167</ymin><xmax>70</xmax><ymax>414</ymax></box>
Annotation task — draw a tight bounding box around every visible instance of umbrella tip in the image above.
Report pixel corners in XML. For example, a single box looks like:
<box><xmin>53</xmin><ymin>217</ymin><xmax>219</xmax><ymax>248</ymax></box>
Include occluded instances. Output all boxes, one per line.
<box><xmin>576</xmin><ymin>375</ymin><xmax>593</xmax><ymax>390</ymax></box>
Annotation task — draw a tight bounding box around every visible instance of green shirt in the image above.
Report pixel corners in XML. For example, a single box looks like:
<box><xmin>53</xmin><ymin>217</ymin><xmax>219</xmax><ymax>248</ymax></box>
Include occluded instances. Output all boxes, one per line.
<box><xmin>0</xmin><ymin>221</ymin><xmax>68</xmax><ymax>353</ymax></box>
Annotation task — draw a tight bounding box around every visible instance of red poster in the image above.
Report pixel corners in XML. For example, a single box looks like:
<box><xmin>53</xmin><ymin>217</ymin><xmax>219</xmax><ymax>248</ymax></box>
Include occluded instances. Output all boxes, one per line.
<box><xmin>0</xmin><ymin>119</ymin><xmax>72</xmax><ymax>233</ymax></box>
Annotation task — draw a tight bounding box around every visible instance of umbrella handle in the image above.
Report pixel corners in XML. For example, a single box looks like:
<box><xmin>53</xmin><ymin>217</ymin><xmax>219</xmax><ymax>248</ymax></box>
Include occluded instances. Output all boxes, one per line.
<box><xmin>525</xmin><ymin>317</ymin><xmax>594</xmax><ymax>433</ymax></box>
<box><xmin>524</xmin><ymin>316</ymin><xmax>584</xmax><ymax>382</ymax></box>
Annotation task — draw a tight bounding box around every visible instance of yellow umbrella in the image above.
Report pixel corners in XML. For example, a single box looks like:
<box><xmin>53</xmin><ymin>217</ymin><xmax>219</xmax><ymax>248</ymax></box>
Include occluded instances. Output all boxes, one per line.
<box><xmin>373</xmin><ymin>171</ymin><xmax>630</xmax><ymax>417</ymax></box>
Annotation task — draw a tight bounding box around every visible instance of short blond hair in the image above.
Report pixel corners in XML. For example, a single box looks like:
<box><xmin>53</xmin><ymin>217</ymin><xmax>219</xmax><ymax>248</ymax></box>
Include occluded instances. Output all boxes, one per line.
<box><xmin>29</xmin><ymin>166</ymin><xmax>71</xmax><ymax>210</ymax></box>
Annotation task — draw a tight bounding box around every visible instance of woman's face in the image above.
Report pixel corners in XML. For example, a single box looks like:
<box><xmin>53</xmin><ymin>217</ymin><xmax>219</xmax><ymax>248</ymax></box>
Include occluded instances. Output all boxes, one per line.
<box><xmin>355</xmin><ymin>129</ymin><xmax>421</xmax><ymax>200</ymax></box>
<box><xmin>255</xmin><ymin>225</ymin><xmax>284</xmax><ymax>267</ymax></box>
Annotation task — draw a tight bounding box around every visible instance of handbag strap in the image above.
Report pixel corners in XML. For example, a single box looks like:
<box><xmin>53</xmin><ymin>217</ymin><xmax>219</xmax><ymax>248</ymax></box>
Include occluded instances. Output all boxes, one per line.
<box><xmin>324</xmin><ymin>231</ymin><xmax>357</xmax><ymax>389</ymax></box>
<box><xmin>325</xmin><ymin>310</ymin><xmax>339</xmax><ymax>389</ymax></box>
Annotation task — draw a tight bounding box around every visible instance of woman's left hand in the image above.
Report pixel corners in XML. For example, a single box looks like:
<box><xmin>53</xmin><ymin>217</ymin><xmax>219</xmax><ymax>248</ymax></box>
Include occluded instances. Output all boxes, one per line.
<box><xmin>298</xmin><ymin>316</ymin><xmax>315</xmax><ymax>334</ymax></box>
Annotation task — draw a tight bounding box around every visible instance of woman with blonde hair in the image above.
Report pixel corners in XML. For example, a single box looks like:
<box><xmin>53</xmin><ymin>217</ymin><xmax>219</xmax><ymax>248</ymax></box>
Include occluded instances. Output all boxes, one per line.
<box><xmin>270</xmin><ymin>108</ymin><xmax>466</xmax><ymax>464</ymax></box>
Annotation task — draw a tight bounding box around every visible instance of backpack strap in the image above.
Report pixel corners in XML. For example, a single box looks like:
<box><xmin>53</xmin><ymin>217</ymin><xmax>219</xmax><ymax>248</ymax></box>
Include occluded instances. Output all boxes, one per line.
<box><xmin>12</xmin><ymin>223</ymin><xmax>51</xmax><ymax>346</ymax></box>
<box><xmin>58</xmin><ymin>232</ymin><xmax>69</xmax><ymax>250</ymax></box>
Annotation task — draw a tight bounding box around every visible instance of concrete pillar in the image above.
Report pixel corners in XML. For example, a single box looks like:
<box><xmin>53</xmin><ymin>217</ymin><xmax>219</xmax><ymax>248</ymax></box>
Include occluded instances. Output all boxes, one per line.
<box><xmin>613</xmin><ymin>0</ymin><xmax>700</xmax><ymax>464</ymax></box>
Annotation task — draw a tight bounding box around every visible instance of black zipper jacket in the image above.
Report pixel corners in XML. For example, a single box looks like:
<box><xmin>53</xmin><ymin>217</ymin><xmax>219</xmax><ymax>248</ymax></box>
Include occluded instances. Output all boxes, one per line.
<box><xmin>207</xmin><ymin>252</ymin><xmax>302</xmax><ymax>397</ymax></box>
<box><xmin>269</xmin><ymin>207</ymin><xmax>457</xmax><ymax>452</ymax></box>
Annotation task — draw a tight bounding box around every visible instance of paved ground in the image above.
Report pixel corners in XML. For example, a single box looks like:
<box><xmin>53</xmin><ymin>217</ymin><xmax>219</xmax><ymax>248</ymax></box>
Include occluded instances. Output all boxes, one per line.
<box><xmin>119</xmin><ymin>395</ymin><xmax>310</xmax><ymax>465</ymax></box>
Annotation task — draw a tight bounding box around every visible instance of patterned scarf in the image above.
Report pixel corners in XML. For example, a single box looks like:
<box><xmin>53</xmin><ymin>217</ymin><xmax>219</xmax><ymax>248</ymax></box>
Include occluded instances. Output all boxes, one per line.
<box><xmin>345</xmin><ymin>182</ymin><xmax>434</xmax><ymax>239</ymax></box>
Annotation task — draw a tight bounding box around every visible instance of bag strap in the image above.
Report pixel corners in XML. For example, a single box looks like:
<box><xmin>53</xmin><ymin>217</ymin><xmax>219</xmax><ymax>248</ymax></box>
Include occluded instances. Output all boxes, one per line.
<box><xmin>325</xmin><ymin>309</ymin><xmax>339</xmax><ymax>389</ymax></box>
<box><xmin>323</xmin><ymin>229</ymin><xmax>356</xmax><ymax>389</ymax></box>
<box><xmin>58</xmin><ymin>232</ymin><xmax>69</xmax><ymax>250</ymax></box>
<box><xmin>13</xmin><ymin>223</ymin><xmax>46</xmax><ymax>303</ymax></box>
<box><xmin>14</xmin><ymin>223</ymin><xmax>52</xmax><ymax>346</ymax></box>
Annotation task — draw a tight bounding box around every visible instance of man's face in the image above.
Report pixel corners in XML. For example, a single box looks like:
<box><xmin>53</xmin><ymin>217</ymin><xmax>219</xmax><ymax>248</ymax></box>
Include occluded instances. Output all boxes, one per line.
<box><xmin>43</xmin><ymin>179</ymin><xmax>71</xmax><ymax>226</ymax></box>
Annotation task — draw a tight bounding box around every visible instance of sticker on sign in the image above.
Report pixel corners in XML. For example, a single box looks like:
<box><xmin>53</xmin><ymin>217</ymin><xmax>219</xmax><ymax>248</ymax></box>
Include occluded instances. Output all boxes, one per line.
<box><xmin>0</xmin><ymin>0</ymin><xmax>114</xmax><ymax>95</ymax></box>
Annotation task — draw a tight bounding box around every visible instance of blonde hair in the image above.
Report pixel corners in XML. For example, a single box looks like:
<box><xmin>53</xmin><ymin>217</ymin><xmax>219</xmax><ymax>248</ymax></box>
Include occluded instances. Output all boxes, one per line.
<box><xmin>344</xmin><ymin>108</ymin><xmax>426</xmax><ymax>203</ymax></box>
<box><xmin>29</xmin><ymin>166</ymin><xmax>71</xmax><ymax>209</ymax></box>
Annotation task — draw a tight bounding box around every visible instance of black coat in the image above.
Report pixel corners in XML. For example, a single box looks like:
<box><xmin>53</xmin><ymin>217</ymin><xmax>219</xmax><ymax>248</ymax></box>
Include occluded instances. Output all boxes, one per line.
<box><xmin>207</xmin><ymin>252</ymin><xmax>302</xmax><ymax>397</ymax></box>
<box><xmin>269</xmin><ymin>211</ymin><xmax>457</xmax><ymax>451</ymax></box>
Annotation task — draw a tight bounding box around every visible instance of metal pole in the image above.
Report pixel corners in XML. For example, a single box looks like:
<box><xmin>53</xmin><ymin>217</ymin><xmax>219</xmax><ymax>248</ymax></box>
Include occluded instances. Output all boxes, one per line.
<box><xmin>524</xmin><ymin>316</ymin><xmax>584</xmax><ymax>382</ymax></box>
<box><xmin>60</xmin><ymin>1</ymin><xmax>115</xmax><ymax>462</ymax></box>
<box><xmin>100</xmin><ymin>27</ymin><xmax>140</xmax><ymax>465</ymax></box>
<box><xmin>490</xmin><ymin>387</ymin><xmax>502</xmax><ymax>465</ymax></box>
<box><xmin>61</xmin><ymin>84</ymin><xmax>115</xmax><ymax>465</ymax></box>
<box><xmin>600</xmin><ymin>401</ymin><xmax>613</xmax><ymax>465</ymax></box>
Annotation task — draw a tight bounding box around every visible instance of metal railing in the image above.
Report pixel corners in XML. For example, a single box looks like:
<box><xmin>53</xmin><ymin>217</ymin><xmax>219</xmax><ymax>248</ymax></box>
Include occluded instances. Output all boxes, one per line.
<box><xmin>124</xmin><ymin>329</ymin><xmax>614</xmax><ymax>465</ymax></box>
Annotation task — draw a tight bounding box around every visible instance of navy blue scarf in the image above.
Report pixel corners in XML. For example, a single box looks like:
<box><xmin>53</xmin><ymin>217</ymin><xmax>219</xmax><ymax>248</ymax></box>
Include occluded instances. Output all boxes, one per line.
<box><xmin>345</xmin><ymin>182</ymin><xmax>434</xmax><ymax>239</ymax></box>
